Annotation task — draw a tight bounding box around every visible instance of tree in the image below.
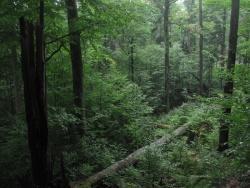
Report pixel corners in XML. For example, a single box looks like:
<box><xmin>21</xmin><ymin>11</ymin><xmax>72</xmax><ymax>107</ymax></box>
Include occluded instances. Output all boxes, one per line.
<box><xmin>199</xmin><ymin>0</ymin><xmax>204</xmax><ymax>95</ymax></box>
<box><xmin>65</xmin><ymin>0</ymin><xmax>85</xmax><ymax>133</ymax></box>
<box><xmin>10</xmin><ymin>44</ymin><xmax>22</xmax><ymax>116</ymax></box>
<box><xmin>218</xmin><ymin>0</ymin><xmax>240</xmax><ymax>152</ymax></box>
<box><xmin>19</xmin><ymin>0</ymin><xmax>48</xmax><ymax>186</ymax></box>
<box><xmin>220</xmin><ymin>8</ymin><xmax>227</xmax><ymax>89</ymax></box>
<box><xmin>183</xmin><ymin>0</ymin><xmax>196</xmax><ymax>53</ymax></box>
<box><xmin>130</xmin><ymin>37</ymin><xmax>135</xmax><ymax>82</ymax></box>
<box><xmin>164</xmin><ymin>0</ymin><xmax>170</xmax><ymax>112</ymax></box>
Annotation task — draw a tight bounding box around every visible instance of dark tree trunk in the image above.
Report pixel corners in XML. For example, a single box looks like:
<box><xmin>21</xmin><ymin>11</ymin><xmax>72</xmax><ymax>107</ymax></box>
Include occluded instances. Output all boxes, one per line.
<box><xmin>208</xmin><ymin>61</ymin><xmax>213</xmax><ymax>97</ymax></box>
<box><xmin>130</xmin><ymin>37</ymin><xmax>135</xmax><ymax>82</ymax></box>
<box><xmin>220</xmin><ymin>8</ymin><xmax>227</xmax><ymax>89</ymax></box>
<box><xmin>65</xmin><ymin>0</ymin><xmax>85</xmax><ymax>133</ymax></box>
<box><xmin>199</xmin><ymin>0</ymin><xmax>203</xmax><ymax>95</ymax></box>
<box><xmin>10</xmin><ymin>46</ymin><xmax>22</xmax><ymax>115</ymax></box>
<box><xmin>19</xmin><ymin>1</ymin><xmax>48</xmax><ymax>186</ymax></box>
<box><xmin>218</xmin><ymin>0</ymin><xmax>240</xmax><ymax>152</ymax></box>
<box><xmin>183</xmin><ymin>0</ymin><xmax>196</xmax><ymax>53</ymax></box>
<box><xmin>164</xmin><ymin>0</ymin><xmax>170</xmax><ymax>112</ymax></box>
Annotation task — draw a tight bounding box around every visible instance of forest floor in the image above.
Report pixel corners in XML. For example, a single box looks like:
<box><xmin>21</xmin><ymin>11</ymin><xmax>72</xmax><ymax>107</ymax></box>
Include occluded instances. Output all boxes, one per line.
<box><xmin>124</xmin><ymin>101</ymin><xmax>250</xmax><ymax>188</ymax></box>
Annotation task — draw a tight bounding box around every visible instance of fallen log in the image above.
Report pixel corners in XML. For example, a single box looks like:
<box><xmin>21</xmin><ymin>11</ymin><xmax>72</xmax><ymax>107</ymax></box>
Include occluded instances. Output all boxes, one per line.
<box><xmin>70</xmin><ymin>125</ymin><xmax>188</xmax><ymax>188</ymax></box>
<box><xmin>155</xmin><ymin>124</ymin><xmax>171</xmax><ymax>129</ymax></box>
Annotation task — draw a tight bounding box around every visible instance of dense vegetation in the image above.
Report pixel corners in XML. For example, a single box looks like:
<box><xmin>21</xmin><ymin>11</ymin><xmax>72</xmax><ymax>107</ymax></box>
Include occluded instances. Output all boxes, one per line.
<box><xmin>0</xmin><ymin>0</ymin><xmax>249</xmax><ymax>187</ymax></box>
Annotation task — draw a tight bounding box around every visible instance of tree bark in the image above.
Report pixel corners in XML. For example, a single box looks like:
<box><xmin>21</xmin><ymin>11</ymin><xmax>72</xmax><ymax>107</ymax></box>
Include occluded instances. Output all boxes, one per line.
<box><xmin>70</xmin><ymin>125</ymin><xmax>188</xmax><ymax>188</ymax></box>
<box><xmin>220</xmin><ymin>9</ymin><xmax>227</xmax><ymax>89</ymax></box>
<box><xmin>19</xmin><ymin>1</ymin><xmax>48</xmax><ymax>186</ymax></box>
<box><xmin>208</xmin><ymin>61</ymin><xmax>213</xmax><ymax>97</ymax></box>
<box><xmin>65</xmin><ymin>0</ymin><xmax>85</xmax><ymax>133</ymax></box>
<box><xmin>130</xmin><ymin>37</ymin><xmax>135</xmax><ymax>82</ymax></box>
<box><xmin>243</xmin><ymin>32</ymin><xmax>249</xmax><ymax>65</ymax></box>
<box><xmin>183</xmin><ymin>0</ymin><xmax>196</xmax><ymax>53</ymax></box>
<box><xmin>218</xmin><ymin>0</ymin><xmax>240</xmax><ymax>152</ymax></box>
<box><xmin>164</xmin><ymin>0</ymin><xmax>170</xmax><ymax>112</ymax></box>
<box><xmin>199</xmin><ymin>0</ymin><xmax>203</xmax><ymax>95</ymax></box>
<box><xmin>10</xmin><ymin>46</ymin><xmax>22</xmax><ymax>115</ymax></box>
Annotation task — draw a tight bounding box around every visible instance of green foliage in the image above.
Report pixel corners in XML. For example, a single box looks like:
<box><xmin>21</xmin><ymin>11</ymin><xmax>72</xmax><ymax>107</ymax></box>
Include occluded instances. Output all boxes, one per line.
<box><xmin>1</xmin><ymin>0</ymin><xmax>250</xmax><ymax>187</ymax></box>
<box><xmin>85</xmin><ymin>53</ymin><xmax>153</xmax><ymax>147</ymax></box>
<box><xmin>0</xmin><ymin>119</ymin><xmax>29</xmax><ymax>187</ymax></box>
<box><xmin>106</xmin><ymin>98</ymin><xmax>249</xmax><ymax>187</ymax></box>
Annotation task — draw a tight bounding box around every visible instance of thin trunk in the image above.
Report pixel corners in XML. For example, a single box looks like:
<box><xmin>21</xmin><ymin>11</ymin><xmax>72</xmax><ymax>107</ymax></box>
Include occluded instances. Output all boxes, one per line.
<box><xmin>130</xmin><ymin>37</ymin><xmax>134</xmax><ymax>82</ymax></box>
<box><xmin>199</xmin><ymin>0</ymin><xmax>203</xmax><ymax>95</ymax></box>
<box><xmin>10</xmin><ymin>47</ymin><xmax>20</xmax><ymax>115</ymax></box>
<box><xmin>183</xmin><ymin>0</ymin><xmax>196</xmax><ymax>53</ymax></box>
<box><xmin>19</xmin><ymin>0</ymin><xmax>48</xmax><ymax>186</ymax></box>
<box><xmin>164</xmin><ymin>0</ymin><xmax>170</xmax><ymax>112</ymax></box>
<box><xmin>220</xmin><ymin>8</ymin><xmax>227</xmax><ymax>89</ymax></box>
<box><xmin>208</xmin><ymin>61</ymin><xmax>213</xmax><ymax>97</ymax></box>
<box><xmin>243</xmin><ymin>33</ymin><xmax>249</xmax><ymax>65</ymax></box>
<box><xmin>65</xmin><ymin>0</ymin><xmax>85</xmax><ymax>133</ymax></box>
<box><xmin>218</xmin><ymin>0</ymin><xmax>240</xmax><ymax>152</ymax></box>
<box><xmin>190</xmin><ymin>0</ymin><xmax>196</xmax><ymax>51</ymax></box>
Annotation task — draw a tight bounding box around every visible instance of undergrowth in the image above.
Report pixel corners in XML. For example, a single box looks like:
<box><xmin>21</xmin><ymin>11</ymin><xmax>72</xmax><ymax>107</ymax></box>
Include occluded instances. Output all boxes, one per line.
<box><xmin>101</xmin><ymin>102</ymin><xmax>250</xmax><ymax>188</ymax></box>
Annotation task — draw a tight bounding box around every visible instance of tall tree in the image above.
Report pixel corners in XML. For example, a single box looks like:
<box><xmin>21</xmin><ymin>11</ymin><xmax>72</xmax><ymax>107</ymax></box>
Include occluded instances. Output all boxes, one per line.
<box><xmin>183</xmin><ymin>0</ymin><xmax>196</xmax><ymax>53</ymax></box>
<box><xmin>65</xmin><ymin>0</ymin><xmax>85</xmax><ymax>133</ymax></box>
<box><xmin>19</xmin><ymin>0</ymin><xmax>48</xmax><ymax>186</ymax></box>
<box><xmin>220</xmin><ymin>8</ymin><xmax>227</xmax><ymax>89</ymax></box>
<box><xmin>164</xmin><ymin>0</ymin><xmax>170</xmax><ymax>112</ymax></box>
<box><xmin>218</xmin><ymin>0</ymin><xmax>240</xmax><ymax>152</ymax></box>
<box><xmin>199</xmin><ymin>0</ymin><xmax>204</xmax><ymax>95</ymax></box>
<box><xmin>10</xmin><ymin>46</ymin><xmax>22</xmax><ymax>115</ymax></box>
<box><xmin>129</xmin><ymin>37</ymin><xmax>135</xmax><ymax>82</ymax></box>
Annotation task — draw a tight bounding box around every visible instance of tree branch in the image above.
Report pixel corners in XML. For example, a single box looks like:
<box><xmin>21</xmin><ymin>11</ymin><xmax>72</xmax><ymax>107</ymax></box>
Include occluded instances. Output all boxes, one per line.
<box><xmin>45</xmin><ymin>30</ymin><xmax>80</xmax><ymax>45</ymax></box>
<box><xmin>170</xmin><ymin>0</ymin><xmax>178</xmax><ymax>5</ymax></box>
<box><xmin>45</xmin><ymin>43</ymin><xmax>63</xmax><ymax>62</ymax></box>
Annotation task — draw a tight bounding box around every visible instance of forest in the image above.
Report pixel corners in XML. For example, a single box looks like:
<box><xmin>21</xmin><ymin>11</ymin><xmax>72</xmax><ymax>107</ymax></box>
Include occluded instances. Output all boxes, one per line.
<box><xmin>0</xmin><ymin>0</ymin><xmax>249</xmax><ymax>187</ymax></box>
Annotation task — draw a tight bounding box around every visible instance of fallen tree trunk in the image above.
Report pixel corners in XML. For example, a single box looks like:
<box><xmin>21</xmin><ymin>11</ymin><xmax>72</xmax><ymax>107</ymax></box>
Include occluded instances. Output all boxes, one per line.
<box><xmin>70</xmin><ymin>125</ymin><xmax>188</xmax><ymax>188</ymax></box>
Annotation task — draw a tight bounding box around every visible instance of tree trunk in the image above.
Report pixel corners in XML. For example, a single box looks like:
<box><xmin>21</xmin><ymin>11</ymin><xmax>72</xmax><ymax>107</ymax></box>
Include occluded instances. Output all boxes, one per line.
<box><xmin>199</xmin><ymin>0</ymin><xmax>203</xmax><ymax>95</ymax></box>
<box><xmin>130</xmin><ymin>37</ymin><xmax>135</xmax><ymax>82</ymax></box>
<box><xmin>208</xmin><ymin>61</ymin><xmax>213</xmax><ymax>97</ymax></box>
<box><xmin>70</xmin><ymin>125</ymin><xmax>188</xmax><ymax>188</ymax></box>
<box><xmin>19</xmin><ymin>1</ymin><xmax>48</xmax><ymax>186</ymax></box>
<box><xmin>10</xmin><ymin>46</ymin><xmax>22</xmax><ymax>115</ymax></box>
<box><xmin>243</xmin><ymin>32</ymin><xmax>249</xmax><ymax>65</ymax></box>
<box><xmin>164</xmin><ymin>0</ymin><xmax>170</xmax><ymax>112</ymax></box>
<box><xmin>218</xmin><ymin>0</ymin><xmax>240</xmax><ymax>152</ymax></box>
<box><xmin>182</xmin><ymin>0</ymin><xmax>196</xmax><ymax>53</ymax></box>
<box><xmin>220</xmin><ymin>8</ymin><xmax>227</xmax><ymax>89</ymax></box>
<box><xmin>65</xmin><ymin>0</ymin><xmax>85</xmax><ymax>133</ymax></box>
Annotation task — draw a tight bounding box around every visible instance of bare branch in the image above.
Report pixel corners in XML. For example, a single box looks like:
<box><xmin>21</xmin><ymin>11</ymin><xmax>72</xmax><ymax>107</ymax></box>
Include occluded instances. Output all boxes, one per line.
<box><xmin>45</xmin><ymin>30</ymin><xmax>80</xmax><ymax>45</ymax></box>
<box><xmin>169</xmin><ymin>0</ymin><xmax>178</xmax><ymax>5</ymax></box>
<box><xmin>45</xmin><ymin>43</ymin><xmax>63</xmax><ymax>62</ymax></box>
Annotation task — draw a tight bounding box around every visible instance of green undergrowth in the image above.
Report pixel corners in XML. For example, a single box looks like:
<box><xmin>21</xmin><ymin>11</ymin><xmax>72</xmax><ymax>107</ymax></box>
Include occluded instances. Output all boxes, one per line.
<box><xmin>100</xmin><ymin>102</ymin><xmax>250</xmax><ymax>188</ymax></box>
